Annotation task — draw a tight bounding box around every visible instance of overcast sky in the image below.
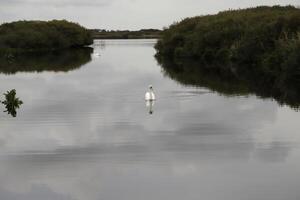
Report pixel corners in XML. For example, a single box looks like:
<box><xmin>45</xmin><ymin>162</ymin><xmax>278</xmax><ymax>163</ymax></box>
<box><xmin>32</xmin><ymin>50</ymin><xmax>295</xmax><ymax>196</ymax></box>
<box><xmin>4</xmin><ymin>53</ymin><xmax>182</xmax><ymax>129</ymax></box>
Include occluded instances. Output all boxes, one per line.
<box><xmin>0</xmin><ymin>0</ymin><xmax>299</xmax><ymax>29</ymax></box>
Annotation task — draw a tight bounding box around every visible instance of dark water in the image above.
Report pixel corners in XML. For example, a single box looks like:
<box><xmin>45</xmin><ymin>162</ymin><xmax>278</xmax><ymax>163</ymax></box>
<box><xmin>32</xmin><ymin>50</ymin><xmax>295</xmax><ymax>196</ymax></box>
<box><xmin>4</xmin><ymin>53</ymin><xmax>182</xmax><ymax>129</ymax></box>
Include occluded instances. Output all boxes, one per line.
<box><xmin>0</xmin><ymin>39</ymin><xmax>299</xmax><ymax>200</ymax></box>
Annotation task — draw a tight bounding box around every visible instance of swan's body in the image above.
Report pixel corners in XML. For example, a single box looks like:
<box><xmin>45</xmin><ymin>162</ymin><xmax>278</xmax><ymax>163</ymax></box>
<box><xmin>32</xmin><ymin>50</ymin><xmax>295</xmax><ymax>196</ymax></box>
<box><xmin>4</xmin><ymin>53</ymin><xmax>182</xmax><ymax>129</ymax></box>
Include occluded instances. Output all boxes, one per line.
<box><xmin>145</xmin><ymin>91</ymin><xmax>155</xmax><ymax>101</ymax></box>
<box><xmin>145</xmin><ymin>85</ymin><xmax>156</xmax><ymax>101</ymax></box>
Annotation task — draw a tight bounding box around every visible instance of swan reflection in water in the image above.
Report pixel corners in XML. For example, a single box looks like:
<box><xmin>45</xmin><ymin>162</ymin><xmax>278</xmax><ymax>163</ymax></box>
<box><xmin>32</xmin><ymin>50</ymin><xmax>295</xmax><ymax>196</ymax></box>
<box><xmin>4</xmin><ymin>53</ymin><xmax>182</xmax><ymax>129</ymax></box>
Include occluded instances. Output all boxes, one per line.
<box><xmin>1</xmin><ymin>89</ymin><xmax>23</xmax><ymax>117</ymax></box>
<box><xmin>146</xmin><ymin>100</ymin><xmax>155</xmax><ymax>115</ymax></box>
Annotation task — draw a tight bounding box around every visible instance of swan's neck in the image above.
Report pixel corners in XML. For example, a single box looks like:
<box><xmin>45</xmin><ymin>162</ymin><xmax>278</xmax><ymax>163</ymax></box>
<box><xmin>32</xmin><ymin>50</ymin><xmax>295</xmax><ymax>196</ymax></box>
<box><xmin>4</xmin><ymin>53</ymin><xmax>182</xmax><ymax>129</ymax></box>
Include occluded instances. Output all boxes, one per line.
<box><xmin>149</xmin><ymin>89</ymin><xmax>155</xmax><ymax>99</ymax></box>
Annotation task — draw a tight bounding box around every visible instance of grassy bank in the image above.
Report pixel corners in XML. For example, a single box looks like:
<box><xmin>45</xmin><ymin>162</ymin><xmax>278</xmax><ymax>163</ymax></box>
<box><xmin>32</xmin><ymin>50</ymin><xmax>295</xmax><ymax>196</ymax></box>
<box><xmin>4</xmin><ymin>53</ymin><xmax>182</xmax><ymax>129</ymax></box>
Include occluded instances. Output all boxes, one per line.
<box><xmin>0</xmin><ymin>20</ymin><xmax>93</xmax><ymax>54</ymax></box>
<box><xmin>155</xmin><ymin>6</ymin><xmax>300</xmax><ymax>90</ymax></box>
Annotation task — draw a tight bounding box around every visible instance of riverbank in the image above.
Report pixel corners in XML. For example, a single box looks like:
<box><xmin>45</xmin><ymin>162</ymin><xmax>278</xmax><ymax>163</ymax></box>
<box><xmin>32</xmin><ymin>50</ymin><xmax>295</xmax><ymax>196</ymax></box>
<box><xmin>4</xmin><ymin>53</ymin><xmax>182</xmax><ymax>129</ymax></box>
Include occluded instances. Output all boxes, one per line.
<box><xmin>155</xmin><ymin>6</ymin><xmax>300</xmax><ymax>107</ymax></box>
<box><xmin>0</xmin><ymin>20</ymin><xmax>93</xmax><ymax>54</ymax></box>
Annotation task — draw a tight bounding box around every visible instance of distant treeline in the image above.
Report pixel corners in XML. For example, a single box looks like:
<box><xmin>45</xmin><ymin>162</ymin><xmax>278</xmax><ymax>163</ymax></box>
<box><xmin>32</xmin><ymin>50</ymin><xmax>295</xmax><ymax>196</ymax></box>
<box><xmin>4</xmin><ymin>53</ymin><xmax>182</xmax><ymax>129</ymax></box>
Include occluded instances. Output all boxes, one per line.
<box><xmin>90</xmin><ymin>29</ymin><xmax>161</xmax><ymax>39</ymax></box>
<box><xmin>0</xmin><ymin>20</ymin><xmax>93</xmax><ymax>53</ymax></box>
<box><xmin>155</xmin><ymin>6</ymin><xmax>300</xmax><ymax>105</ymax></box>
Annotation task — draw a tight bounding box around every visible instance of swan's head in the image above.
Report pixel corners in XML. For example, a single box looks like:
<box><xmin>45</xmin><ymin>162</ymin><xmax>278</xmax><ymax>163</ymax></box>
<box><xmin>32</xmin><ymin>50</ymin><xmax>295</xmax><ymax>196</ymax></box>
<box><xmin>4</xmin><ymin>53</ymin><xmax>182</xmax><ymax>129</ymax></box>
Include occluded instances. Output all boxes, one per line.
<box><xmin>149</xmin><ymin>85</ymin><xmax>153</xmax><ymax>90</ymax></box>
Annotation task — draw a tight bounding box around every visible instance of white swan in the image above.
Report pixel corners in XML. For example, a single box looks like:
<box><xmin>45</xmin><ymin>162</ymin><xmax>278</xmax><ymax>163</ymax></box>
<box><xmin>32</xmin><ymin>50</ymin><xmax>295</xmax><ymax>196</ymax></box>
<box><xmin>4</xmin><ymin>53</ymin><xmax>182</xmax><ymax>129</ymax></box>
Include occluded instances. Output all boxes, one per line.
<box><xmin>145</xmin><ymin>85</ymin><xmax>156</xmax><ymax>101</ymax></box>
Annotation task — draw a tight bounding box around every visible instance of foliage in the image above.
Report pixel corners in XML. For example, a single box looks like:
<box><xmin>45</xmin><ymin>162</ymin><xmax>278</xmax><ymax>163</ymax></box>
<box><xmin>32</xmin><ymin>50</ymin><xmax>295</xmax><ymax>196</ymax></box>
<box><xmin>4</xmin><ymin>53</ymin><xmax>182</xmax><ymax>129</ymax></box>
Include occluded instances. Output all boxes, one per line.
<box><xmin>155</xmin><ymin>6</ymin><xmax>300</xmax><ymax>86</ymax></box>
<box><xmin>0</xmin><ymin>20</ymin><xmax>93</xmax><ymax>52</ymax></box>
<box><xmin>1</xmin><ymin>89</ymin><xmax>23</xmax><ymax>117</ymax></box>
<box><xmin>155</xmin><ymin>6</ymin><xmax>300</xmax><ymax>107</ymax></box>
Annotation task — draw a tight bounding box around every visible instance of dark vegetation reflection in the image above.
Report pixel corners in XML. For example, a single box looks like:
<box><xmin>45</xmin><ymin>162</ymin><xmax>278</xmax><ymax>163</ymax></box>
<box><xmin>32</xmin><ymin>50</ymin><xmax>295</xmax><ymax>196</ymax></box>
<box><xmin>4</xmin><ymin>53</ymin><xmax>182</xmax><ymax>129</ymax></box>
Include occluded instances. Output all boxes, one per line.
<box><xmin>1</xmin><ymin>89</ymin><xmax>23</xmax><ymax>117</ymax></box>
<box><xmin>155</xmin><ymin>6</ymin><xmax>300</xmax><ymax>110</ymax></box>
<box><xmin>0</xmin><ymin>47</ymin><xmax>93</xmax><ymax>74</ymax></box>
<box><xmin>157</xmin><ymin>57</ymin><xmax>300</xmax><ymax>110</ymax></box>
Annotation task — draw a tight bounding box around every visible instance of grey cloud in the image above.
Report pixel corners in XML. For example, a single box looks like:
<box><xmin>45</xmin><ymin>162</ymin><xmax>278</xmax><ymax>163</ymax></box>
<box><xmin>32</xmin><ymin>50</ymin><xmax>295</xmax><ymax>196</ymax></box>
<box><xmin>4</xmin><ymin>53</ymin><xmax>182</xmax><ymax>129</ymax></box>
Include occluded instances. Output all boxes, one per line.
<box><xmin>0</xmin><ymin>0</ymin><xmax>113</xmax><ymax>7</ymax></box>
<box><xmin>254</xmin><ymin>141</ymin><xmax>293</xmax><ymax>163</ymax></box>
<box><xmin>0</xmin><ymin>0</ymin><xmax>299</xmax><ymax>29</ymax></box>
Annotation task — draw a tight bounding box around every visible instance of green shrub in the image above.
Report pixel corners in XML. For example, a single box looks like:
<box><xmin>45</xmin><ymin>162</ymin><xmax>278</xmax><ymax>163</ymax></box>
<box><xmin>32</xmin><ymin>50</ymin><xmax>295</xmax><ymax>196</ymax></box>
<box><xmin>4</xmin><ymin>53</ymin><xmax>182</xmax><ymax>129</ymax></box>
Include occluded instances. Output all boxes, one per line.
<box><xmin>1</xmin><ymin>89</ymin><xmax>23</xmax><ymax>117</ymax></box>
<box><xmin>156</xmin><ymin>6</ymin><xmax>300</xmax><ymax>70</ymax></box>
<box><xmin>0</xmin><ymin>20</ymin><xmax>93</xmax><ymax>52</ymax></box>
<box><xmin>155</xmin><ymin>6</ymin><xmax>300</xmax><ymax>109</ymax></box>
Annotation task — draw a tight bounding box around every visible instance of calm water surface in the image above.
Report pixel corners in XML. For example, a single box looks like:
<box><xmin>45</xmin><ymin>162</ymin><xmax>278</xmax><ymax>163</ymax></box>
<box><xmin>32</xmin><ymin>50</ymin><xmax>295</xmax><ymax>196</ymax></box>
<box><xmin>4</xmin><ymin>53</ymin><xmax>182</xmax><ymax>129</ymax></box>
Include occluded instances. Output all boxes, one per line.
<box><xmin>0</xmin><ymin>39</ymin><xmax>299</xmax><ymax>200</ymax></box>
